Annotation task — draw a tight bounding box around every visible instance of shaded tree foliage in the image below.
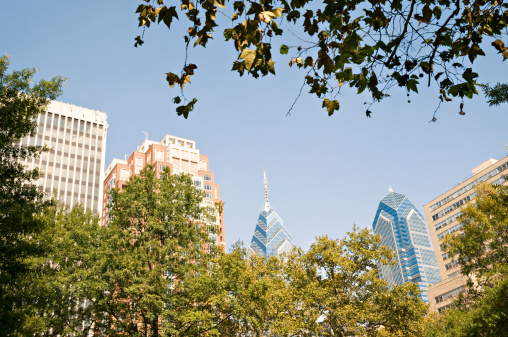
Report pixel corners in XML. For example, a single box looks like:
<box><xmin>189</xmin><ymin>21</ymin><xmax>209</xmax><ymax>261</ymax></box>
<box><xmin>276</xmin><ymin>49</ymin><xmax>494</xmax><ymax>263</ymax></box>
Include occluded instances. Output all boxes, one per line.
<box><xmin>134</xmin><ymin>0</ymin><xmax>508</xmax><ymax>117</ymax></box>
<box><xmin>0</xmin><ymin>55</ymin><xmax>64</xmax><ymax>335</ymax></box>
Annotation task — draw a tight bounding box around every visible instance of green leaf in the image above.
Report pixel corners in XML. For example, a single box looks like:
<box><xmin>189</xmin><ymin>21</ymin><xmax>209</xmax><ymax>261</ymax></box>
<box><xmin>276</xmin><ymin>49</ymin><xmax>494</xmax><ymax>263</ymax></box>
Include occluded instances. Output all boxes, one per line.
<box><xmin>134</xmin><ymin>36</ymin><xmax>145</xmax><ymax>47</ymax></box>
<box><xmin>184</xmin><ymin>63</ymin><xmax>198</xmax><ymax>75</ymax></box>
<box><xmin>462</xmin><ymin>68</ymin><xmax>478</xmax><ymax>82</ymax></box>
<box><xmin>238</xmin><ymin>49</ymin><xmax>256</xmax><ymax>71</ymax></box>
<box><xmin>165</xmin><ymin>72</ymin><xmax>179</xmax><ymax>88</ymax></box>
<box><xmin>176</xmin><ymin>98</ymin><xmax>198</xmax><ymax>118</ymax></box>
<box><xmin>158</xmin><ymin>6</ymin><xmax>179</xmax><ymax>29</ymax></box>
<box><xmin>261</xmin><ymin>11</ymin><xmax>276</xmax><ymax>23</ymax></box>
<box><xmin>173</xmin><ymin>96</ymin><xmax>181</xmax><ymax>104</ymax></box>
<box><xmin>322</xmin><ymin>98</ymin><xmax>340</xmax><ymax>116</ymax></box>
<box><xmin>407</xmin><ymin>79</ymin><xmax>419</xmax><ymax>93</ymax></box>
<box><xmin>280</xmin><ymin>45</ymin><xmax>289</xmax><ymax>55</ymax></box>
<box><xmin>433</xmin><ymin>6</ymin><xmax>442</xmax><ymax>19</ymax></box>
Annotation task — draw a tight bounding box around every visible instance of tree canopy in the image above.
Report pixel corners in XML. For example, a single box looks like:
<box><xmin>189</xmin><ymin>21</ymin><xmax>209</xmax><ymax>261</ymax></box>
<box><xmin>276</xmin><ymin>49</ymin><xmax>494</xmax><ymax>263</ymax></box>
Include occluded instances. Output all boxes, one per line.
<box><xmin>134</xmin><ymin>0</ymin><xmax>508</xmax><ymax>118</ymax></box>
<box><xmin>426</xmin><ymin>183</ymin><xmax>508</xmax><ymax>337</ymax></box>
<box><xmin>0</xmin><ymin>55</ymin><xmax>64</xmax><ymax>335</ymax></box>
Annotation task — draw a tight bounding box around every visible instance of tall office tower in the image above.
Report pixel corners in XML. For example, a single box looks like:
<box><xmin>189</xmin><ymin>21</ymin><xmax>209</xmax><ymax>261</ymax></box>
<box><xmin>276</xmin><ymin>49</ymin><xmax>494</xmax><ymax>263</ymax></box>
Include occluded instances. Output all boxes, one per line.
<box><xmin>372</xmin><ymin>188</ymin><xmax>441</xmax><ymax>303</ymax></box>
<box><xmin>248</xmin><ymin>172</ymin><xmax>295</xmax><ymax>258</ymax></box>
<box><xmin>423</xmin><ymin>154</ymin><xmax>508</xmax><ymax>313</ymax></box>
<box><xmin>102</xmin><ymin>134</ymin><xmax>225</xmax><ymax>247</ymax></box>
<box><xmin>20</xmin><ymin>101</ymin><xmax>108</xmax><ymax>213</ymax></box>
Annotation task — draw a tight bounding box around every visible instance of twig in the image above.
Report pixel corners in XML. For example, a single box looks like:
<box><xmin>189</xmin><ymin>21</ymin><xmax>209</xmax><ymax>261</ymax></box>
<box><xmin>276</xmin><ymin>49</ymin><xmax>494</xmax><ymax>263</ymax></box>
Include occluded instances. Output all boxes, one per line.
<box><xmin>286</xmin><ymin>69</ymin><xmax>313</xmax><ymax>116</ymax></box>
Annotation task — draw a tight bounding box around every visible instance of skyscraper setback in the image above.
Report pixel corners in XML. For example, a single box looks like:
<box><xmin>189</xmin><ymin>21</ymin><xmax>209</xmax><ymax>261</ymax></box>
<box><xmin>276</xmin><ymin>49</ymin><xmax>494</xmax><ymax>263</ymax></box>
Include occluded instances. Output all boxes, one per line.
<box><xmin>20</xmin><ymin>100</ymin><xmax>108</xmax><ymax>213</ymax></box>
<box><xmin>102</xmin><ymin>134</ymin><xmax>225</xmax><ymax>247</ymax></box>
<box><xmin>372</xmin><ymin>188</ymin><xmax>441</xmax><ymax>302</ymax></box>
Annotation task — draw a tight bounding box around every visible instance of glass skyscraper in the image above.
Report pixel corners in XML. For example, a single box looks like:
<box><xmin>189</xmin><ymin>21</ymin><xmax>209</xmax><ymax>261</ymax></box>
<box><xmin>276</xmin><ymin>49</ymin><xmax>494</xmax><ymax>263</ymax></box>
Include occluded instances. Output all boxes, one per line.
<box><xmin>248</xmin><ymin>172</ymin><xmax>295</xmax><ymax>258</ymax></box>
<box><xmin>372</xmin><ymin>187</ymin><xmax>441</xmax><ymax>302</ymax></box>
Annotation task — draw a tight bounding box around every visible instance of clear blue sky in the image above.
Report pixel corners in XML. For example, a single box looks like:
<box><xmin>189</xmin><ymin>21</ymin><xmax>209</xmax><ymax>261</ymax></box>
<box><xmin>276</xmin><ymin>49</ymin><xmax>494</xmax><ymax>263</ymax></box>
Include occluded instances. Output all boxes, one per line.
<box><xmin>2</xmin><ymin>1</ymin><xmax>507</xmax><ymax>250</ymax></box>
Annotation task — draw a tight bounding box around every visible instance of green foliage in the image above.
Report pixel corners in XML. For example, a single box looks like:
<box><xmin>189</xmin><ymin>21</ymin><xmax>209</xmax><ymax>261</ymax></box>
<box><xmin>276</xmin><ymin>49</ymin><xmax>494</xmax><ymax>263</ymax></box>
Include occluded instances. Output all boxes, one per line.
<box><xmin>213</xmin><ymin>227</ymin><xmax>428</xmax><ymax>336</ymax></box>
<box><xmin>134</xmin><ymin>0</ymin><xmax>508</xmax><ymax>117</ymax></box>
<box><xmin>444</xmin><ymin>183</ymin><xmax>508</xmax><ymax>292</ymax></box>
<box><xmin>481</xmin><ymin>82</ymin><xmax>508</xmax><ymax>106</ymax></box>
<box><xmin>272</xmin><ymin>228</ymin><xmax>428</xmax><ymax>336</ymax></box>
<box><xmin>96</xmin><ymin>166</ymin><xmax>221</xmax><ymax>336</ymax></box>
<box><xmin>425</xmin><ymin>278</ymin><xmax>508</xmax><ymax>337</ymax></box>
<box><xmin>0</xmin><ymin>55</ymin><xmax>64</xmax><ymax>335</ymax></box>
<box><xmin>428</xmin><ymin>183</ymin><xmax>508</xmax><ymax>337</ymax></box>
<box><xmin>26</xmin><ymin>202</ymin><xmax>104</xmax><ymax>336</ymax></box>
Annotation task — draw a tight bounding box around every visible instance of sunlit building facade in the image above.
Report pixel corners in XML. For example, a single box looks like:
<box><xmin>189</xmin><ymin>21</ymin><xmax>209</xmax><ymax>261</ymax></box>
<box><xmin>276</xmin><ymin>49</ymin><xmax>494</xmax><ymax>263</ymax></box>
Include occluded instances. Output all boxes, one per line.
<box><xmin>20</xmin><ymin>100</ymin><xmax>108</xmax><ymax>213</ymax></box>
<box><xmin>424</xmin><ymin>154</ymin><xmax>508</xmax><ymax>313</ymax></box>
<box><xmin>248</xmin><ymin>172</ymin><xmax>295</xmax><ymax>258</ymax></box>
<box><xmin>372</xmin><ymin>188</ymin><xmax>441</xmax><ymax>302</ymax></box>
<box><xmin>102</xmin><ymin>134</ymin><xmax>225</xmax><ymax>248</ymax></box>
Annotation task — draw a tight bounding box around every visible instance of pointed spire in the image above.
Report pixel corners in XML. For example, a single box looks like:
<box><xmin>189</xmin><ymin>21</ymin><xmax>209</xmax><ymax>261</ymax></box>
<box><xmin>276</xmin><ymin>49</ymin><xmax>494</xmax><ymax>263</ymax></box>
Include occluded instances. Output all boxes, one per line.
<box><xmin>264</xmin><ymin>171</ymin><xmax>271</xmax><ymax>211</ymax></box>
<box><xmin>388</xmin><ymin>185</ymin><xmax>394</xmax><ymax>193</ymax></box>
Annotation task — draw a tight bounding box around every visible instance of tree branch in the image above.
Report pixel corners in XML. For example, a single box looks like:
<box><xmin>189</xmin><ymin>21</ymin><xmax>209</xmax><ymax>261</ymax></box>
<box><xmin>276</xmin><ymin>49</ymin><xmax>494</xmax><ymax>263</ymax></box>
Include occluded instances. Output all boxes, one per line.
<box><xmin>428</xmin><ymin>0</ymin><xmax>461</xmax><ymax>85</ymax></box>
<box><xmin>385</xmin><ymin>0</ymin><xmax>417</xmax><ymax>67</ymax></box>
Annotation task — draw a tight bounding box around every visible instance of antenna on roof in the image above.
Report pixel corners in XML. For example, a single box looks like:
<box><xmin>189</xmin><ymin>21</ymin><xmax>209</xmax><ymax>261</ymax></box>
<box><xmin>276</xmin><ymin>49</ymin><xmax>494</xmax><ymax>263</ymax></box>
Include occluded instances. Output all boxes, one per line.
<box><xmin>264</xmin><ymin>171</ymin><xmax>271</xmax><ymax>212</ymax></box>
<box><xmin>142</xmin><ymin>131</ymin><xmax>148</xmax><ymax>140</ymax></box>
<box><xmin>389</xmin><ymin>185</ymin><xmax>394</xmax><ymax>193</ymax></box>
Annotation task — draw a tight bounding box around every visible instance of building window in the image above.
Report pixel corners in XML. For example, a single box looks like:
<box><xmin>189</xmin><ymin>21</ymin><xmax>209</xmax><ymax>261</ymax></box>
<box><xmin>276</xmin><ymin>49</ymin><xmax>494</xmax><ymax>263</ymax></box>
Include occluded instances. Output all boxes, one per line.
<box><xmin>204</xmin><ymin>174</ymin><xmax>212</xmax><ymax>181</ymax></box>
<box><xmin>435</xmin><ymin>286</ymin><xmax>465</xmax><ymax>304</ymax></box>
<box><xmin>448</xmin><ymin>271</ymin><xmax>461</xmax><ymax>278</ymax></box>
<box><xmin>205</xmin><ymin>184</ymin><xmax>212</xmax><ymax>191</ymax></box>
<box><xmin>437</xmin><ymin>304</ymin><xmax>455</xmax><ymax>314</ymax></box>
<box><xmin>205</xmin><ymin>192</ymin><xmax>212</xmax><ymax>199</ymax></box>
<box><xmin>160</xmin><ymin>165</ymin><xmax>167</xmax><ymax>171</ymax></box>
<box><xmin>445</xmin><ymin>260</ymin><xmax>459</xmax><ymax>270</ymax></box>
<box><xmin>194</xmin><ymin>180</ymin><xmax>202</xmax><ymax>188</ymax></box>
<box><xmin>437</xmin><ymin>223</ymin><xmax>464</xmax><ymax>240</ymax></box>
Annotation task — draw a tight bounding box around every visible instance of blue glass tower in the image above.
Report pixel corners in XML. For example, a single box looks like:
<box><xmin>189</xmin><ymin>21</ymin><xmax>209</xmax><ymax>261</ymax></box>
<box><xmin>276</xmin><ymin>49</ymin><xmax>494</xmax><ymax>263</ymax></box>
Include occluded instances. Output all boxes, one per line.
<box><xmin>372</xmin><ymin>187</ymin><xmax>441</xmax><ymax>302</ymax></box>
<box><xmin>248</xmin><ymin>172</ymin><xmax>295</xmax><ymax>258</ymax></box>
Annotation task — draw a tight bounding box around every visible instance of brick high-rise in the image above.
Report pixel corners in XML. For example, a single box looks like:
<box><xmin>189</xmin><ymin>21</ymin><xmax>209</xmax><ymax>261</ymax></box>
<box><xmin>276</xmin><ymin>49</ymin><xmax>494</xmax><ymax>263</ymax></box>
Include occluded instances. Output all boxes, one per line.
<box><xmin>102</xmin><ymin>134</ymin><xmax>225</xmax><ymax>248</ymax></box>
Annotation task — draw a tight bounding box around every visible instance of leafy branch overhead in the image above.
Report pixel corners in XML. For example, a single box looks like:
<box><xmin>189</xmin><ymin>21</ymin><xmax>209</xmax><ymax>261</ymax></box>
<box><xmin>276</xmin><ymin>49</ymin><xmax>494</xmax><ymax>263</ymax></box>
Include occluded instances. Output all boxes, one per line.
<box><xmin>135</xmin><ymin>0</ymin><xmax>508</xmax><ymax>117</ymax></box>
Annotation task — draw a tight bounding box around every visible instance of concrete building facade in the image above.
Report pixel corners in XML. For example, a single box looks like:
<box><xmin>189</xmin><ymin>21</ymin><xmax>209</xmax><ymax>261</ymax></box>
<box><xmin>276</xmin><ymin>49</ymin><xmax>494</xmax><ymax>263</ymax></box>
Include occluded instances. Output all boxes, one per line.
<box><xmin>423</xmin><ymin>154</ymin><xmax>508</xmax><ymax>313</ymax></box>
<box><xmin>21</xmin><ymin>101</ymin><xmax>108</xmax><ymax>213</ymax></box>
<box><xmin>372</xmin><ymin>188</ymin><xmax>441</xmax><ymax>303</ymax></box>
<box><xmin>102</xmin><ymin>134</ymin><xmax>225</xmax><ymax>248</ymax></box>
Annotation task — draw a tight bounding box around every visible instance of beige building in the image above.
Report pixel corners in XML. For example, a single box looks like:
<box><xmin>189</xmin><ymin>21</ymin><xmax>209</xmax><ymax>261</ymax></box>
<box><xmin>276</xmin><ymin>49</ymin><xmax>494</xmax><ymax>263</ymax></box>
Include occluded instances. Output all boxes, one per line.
<box><xmin>21</xmin><ymin>101</ymin><xmax>108</xmax><ymax>213</ymax></box>
<box><xmin>102</xmin><ymin>134</ymin><xmax>225</xmax><ymax>248</ymax></box>
<box><xmin>423</xmin><ymin>154</ymin><xmax>508</xmax><ymax>313</ymax></box>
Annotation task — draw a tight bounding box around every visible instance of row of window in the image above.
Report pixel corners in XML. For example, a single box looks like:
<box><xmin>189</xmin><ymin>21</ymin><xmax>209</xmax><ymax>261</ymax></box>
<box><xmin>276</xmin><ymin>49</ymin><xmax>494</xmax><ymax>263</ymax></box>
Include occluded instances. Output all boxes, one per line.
<box><xmin>432</xmin><ymin>193</ymin><xmax>476</xmax><ymax>221</ymax></box>
<box><xmin>434</xmin><ymin>211</ymin><xmax>463</xmax><ymax>231</ymax></box>
<box><xmin>437</xmin><ymin>223</ymin><xmax>463</xmax><ymax>241</ymax></box>
<box><xmin>429</xmin><ymin>161</ymin><xmax>508</xmax><ymax>211</ymax></box>
<box><xmin>444</xmin><ymin>260</ymin><xmax>459</xmax><ymax>270</ymax></box>
<box><xmin>435</xmin><ymin>286</ymin><xmax>465</xmax><ymax>304</ymax></box>
<box><xmin>437</xmin><ymin>303</ymin><xmax>455</xmax><ymax>313</ymax></box>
